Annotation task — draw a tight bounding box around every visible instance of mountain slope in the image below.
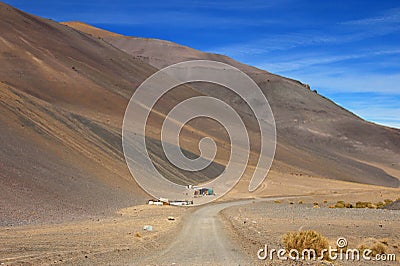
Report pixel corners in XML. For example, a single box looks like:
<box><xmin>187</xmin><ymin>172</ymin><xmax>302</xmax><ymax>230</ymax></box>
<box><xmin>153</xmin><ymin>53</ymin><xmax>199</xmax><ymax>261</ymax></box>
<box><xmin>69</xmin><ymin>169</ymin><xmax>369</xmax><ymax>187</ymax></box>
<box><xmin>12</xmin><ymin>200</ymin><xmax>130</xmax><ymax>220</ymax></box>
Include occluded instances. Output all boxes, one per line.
<box><xmin>0</xmin><ymin>3</ymin><xmax>232</xmax><ymax>224</ymax></box>
<box><xmin>0</xmin><ymin>3</ymin><xmax>157</xmax><ymax>225</ymax></box>
<box><xmin>0</xmin><ymin>4</ymin><xmax>399</xmax><ymax>224</ymax></box>
<box><xmin>64</xmin><ymin>22</ymin><xmax>400</xmax><ymax>189</ymax></box>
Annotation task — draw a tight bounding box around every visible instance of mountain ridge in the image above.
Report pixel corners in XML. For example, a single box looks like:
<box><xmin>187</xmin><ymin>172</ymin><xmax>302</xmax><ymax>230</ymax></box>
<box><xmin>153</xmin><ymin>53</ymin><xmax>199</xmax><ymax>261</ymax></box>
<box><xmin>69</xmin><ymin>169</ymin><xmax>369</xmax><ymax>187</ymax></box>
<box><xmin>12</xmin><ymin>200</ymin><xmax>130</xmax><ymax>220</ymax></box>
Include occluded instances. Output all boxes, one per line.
<box><xmin>1</xmin><ymin>2</ymin><xmax>399</xmax><ymax>225</ymax></box>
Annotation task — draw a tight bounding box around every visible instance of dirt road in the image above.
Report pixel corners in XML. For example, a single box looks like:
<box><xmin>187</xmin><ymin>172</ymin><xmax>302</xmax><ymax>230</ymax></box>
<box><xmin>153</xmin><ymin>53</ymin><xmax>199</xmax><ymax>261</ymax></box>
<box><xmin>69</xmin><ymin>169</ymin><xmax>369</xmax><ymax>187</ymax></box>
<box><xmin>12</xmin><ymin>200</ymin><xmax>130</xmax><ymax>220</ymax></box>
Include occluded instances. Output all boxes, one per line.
<box><xmin>139</xmin><ymin>199</ymin><xmax>263</xmax><ymax>265</ymax></box>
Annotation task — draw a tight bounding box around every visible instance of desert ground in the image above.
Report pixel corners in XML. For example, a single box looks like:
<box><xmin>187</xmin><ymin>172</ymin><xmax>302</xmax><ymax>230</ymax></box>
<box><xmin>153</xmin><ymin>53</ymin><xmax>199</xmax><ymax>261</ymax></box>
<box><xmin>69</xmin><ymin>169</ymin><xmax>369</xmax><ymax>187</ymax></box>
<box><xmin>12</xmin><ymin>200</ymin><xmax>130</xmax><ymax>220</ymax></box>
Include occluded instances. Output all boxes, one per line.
<box><xmin>221</xmin><ymin>194</ymin><xmax>400</xmax><ymax>265</ymax></box>
<box><xmin>0</xmin><ymin>205</ymin><xmax>193</xmax><ymax>265</ymax></box>
<box><xmin>0</xmin><ymin>2</ymin><xmax>399</xmax><ymax>265</ymax></box>
<box><xmin>0</xmin><ymin>175</ymin><xmax>398</xmax><ymax>265</ymax></box>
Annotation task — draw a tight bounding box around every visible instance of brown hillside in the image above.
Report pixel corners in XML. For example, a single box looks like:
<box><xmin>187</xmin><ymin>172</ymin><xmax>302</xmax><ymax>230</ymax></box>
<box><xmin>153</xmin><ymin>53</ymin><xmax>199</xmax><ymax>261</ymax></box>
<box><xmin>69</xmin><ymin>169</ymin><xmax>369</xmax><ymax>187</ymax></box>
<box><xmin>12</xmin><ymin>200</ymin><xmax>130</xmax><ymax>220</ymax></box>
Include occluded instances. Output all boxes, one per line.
<box><xmin>65</xmin><ymin>22</ymin><xmax>400</xmax><ymax>190</ymax></box>
<box><xmin>1</xmin><ymin>2</ymin><xmax>399</xmax><ymax>224</ymax></box>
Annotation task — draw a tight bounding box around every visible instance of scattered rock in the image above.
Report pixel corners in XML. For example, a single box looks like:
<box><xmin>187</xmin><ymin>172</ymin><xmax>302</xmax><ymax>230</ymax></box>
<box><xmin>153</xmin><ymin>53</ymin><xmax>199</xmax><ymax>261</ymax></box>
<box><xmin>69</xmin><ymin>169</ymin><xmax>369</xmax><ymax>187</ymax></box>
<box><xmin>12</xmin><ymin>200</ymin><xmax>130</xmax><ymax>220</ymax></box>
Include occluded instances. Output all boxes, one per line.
<box><xmin>168</xmin><ymin>216</ymin><xmax>175</xmax><ymax>221</ymax></box>
<box><xmin>143</xmin><ymin>225</ymin><xmax>153</xmax><ymax>231</ymax></box>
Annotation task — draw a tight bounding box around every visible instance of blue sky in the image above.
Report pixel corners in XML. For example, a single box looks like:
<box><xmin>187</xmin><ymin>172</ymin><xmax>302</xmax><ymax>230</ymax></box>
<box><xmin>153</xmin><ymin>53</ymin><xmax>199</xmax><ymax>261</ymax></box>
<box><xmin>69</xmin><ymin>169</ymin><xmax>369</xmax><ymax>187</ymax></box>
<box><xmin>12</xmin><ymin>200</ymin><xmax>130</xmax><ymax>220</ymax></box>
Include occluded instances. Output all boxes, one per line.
<box><xmin>5</xmin><ymin>0</ymin><xmax>400</xmax><ymax>128</ymax></box>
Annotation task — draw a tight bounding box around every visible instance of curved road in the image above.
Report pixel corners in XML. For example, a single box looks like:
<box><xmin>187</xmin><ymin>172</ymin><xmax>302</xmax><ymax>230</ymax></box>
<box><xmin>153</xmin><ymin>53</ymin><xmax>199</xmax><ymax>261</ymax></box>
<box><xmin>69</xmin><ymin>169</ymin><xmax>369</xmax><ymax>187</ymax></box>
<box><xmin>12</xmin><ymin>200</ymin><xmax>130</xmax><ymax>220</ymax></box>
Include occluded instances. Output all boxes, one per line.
<box><xmin>139</xmin><ymin>198</ymin><xmax>281</xmax><ymax>265</ymax></box>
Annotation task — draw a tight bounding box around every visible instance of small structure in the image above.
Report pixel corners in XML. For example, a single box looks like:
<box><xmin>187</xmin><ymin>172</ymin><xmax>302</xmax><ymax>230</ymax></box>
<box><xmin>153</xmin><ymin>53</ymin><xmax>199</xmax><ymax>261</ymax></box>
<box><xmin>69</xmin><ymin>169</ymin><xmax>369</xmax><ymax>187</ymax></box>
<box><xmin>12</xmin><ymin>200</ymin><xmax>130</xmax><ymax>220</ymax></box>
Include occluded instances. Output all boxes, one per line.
<box><xmin>194</xmin><ymin>187</ymin><xmax>214</xmax><ymax>197</ymax></box>
<box><xmin>148</xmin><ymin>198</ymin><xmax>193</xmax><ymax>206</ymax></box>
<box><xmin>170</xmin><ymin>200</ymin><xmax>193</xmax><ymax>206</ymax></box>
<box><xmin>143</xmin><ymin>225</ymin><xmax>153</xmax><ymax>231</ymax></box>
<box><xmin>148</xmin><ymin>198</ymin><xmax>169</xmax><ymax>206</ymax></box>
<box><xmin>159</xmin><ymin>198</ymin><xmax>169</xmax><ymax>205</ymax></box>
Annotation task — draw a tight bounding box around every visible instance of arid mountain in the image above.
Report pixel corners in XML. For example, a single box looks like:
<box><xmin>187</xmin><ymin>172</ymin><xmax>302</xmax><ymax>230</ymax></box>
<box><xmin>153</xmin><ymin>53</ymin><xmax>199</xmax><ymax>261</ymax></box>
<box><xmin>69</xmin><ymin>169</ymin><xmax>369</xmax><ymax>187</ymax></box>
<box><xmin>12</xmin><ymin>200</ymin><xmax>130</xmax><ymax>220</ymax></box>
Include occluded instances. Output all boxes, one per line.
<box><xmin>0</xmin><ymin>3</ymin><xmax>236</xmax><ymax>224</ymax></box>
<box><xmin>0</xmin><ymin>3</ymin><xmax>156</xmax><ymax>225</ymax></box>
<box><xmin>60</xmin><ymin>21</ymin><xmax>124</xmax><ymax>38</ymax></box>
<box><xmin>0</xmin><ymin>3</ymin><xmax>399</xmax><ymax>225</ymax></box>
<box><xmin>65</xmin><ymin>22</ymin><xmax>400</xmax><ymax>189</ymax></box>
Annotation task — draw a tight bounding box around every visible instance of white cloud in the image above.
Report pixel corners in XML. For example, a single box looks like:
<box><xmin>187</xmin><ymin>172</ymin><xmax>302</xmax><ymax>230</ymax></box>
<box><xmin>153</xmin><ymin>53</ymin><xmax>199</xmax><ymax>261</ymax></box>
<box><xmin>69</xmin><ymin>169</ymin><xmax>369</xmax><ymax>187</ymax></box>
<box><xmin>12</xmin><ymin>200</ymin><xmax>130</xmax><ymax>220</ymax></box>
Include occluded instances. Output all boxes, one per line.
<box><xmin>340</xmin><ymin>7</ymin><xmax>400</xmax><ymax>26</ymax></box>
<box><xmin>283</xmin><ymin>72</ymin><xmax>400</xmax><ymax>94</ymax></box>
<box><xmin>256</xmin><ymin>49</ymin><xmax>400</xmax><ymax>73</ymax></box>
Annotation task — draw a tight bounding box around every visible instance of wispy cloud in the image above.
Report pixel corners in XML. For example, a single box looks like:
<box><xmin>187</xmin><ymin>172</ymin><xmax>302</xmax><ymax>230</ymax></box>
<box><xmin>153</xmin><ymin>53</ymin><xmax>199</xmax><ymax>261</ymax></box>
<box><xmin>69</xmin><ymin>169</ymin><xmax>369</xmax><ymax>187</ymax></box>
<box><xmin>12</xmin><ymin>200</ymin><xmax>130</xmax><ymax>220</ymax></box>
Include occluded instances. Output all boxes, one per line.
<box><xmin>209</xmin><ymin>32</ymin><xmax>338</xmax><ymax>56</ymax></box>
<box><xmin>340</xmin><ymin>7</ymin><xmax>400</xmax><ymax>26</ymax></box>
<box><xmin>209</xmin><ymin>25</ymin><xmax>400</xmax><ymax>59</ymax></box>
<box><xmin>326</xmin><ymin>92</ymin><xmax>400</xmax><ymax>128</ymax></box>
<box><xmin>283</xmin><ymin>71</ymin><xmax>400</xmax><ymax>94</ymax></box>
<box><xmin>256</xmin><ymin>49</ymin><xmax>400</xmax><ymax>73</ymax></box>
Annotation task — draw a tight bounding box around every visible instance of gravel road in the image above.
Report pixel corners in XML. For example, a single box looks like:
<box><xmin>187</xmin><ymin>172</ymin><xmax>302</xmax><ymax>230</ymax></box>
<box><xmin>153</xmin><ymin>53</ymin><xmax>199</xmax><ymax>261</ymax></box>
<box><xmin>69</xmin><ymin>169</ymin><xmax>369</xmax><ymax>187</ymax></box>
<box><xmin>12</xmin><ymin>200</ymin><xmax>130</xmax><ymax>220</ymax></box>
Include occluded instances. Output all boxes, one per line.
<box><xmin>139</xmin><ymin>199</ymin><xmax>261</xmax><ymax>265</ymax></box>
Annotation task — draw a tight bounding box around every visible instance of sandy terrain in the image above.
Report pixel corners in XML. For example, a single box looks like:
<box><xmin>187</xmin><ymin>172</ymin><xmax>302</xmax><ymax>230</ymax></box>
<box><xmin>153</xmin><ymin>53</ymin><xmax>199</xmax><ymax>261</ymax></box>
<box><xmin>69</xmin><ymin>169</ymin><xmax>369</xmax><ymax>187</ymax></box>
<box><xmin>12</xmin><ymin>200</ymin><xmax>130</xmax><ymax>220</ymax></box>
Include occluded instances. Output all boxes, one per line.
<box><xmin>0</xmin><ymin>205</ymin><xmax>192</xmax><ymax>265</ymax></box>
<box><xmin>221</xmin><ymin>193</ymin><xmax>400</xmax><ymax>265</ymax></box>
<box><xmin>2</xmin><ymin>188</ymin><xmax>397</xmax><ymax>265</ymax></box>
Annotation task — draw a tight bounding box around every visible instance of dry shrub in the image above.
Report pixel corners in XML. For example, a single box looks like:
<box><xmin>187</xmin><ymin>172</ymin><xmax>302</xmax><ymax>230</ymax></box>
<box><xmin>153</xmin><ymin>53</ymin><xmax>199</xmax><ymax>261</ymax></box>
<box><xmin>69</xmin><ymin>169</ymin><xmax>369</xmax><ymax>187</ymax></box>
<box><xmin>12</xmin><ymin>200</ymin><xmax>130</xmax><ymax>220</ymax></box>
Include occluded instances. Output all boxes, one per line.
<box><xmin>384</xmin><ymin>199</ymin><xmax>393</xmax><ymax>205</ymax></box>
<box><xmin>134</xmin><ymin>232</ymin><xmax>142</xmax><ymax>238</ymax></box>
<box><xmin>376</xmin><ymin>201</ymin><xmax>385</xmax><ymax>208</ymax></box>
<box><xmin>358</xmin><ymin>238</ymin><xmax>388</xmax><ymax>256</ymax></box>
<box><xmin>282</xmin><ymin>230</ymin><xmax>329</xmax><ymax>259</ymax></box>
<box><xmin>274</xmin><ymin>200</ymin><xmax>281</xmax><ymax>204</ymax></box>
<box><xmin>335</xmin><ymin>202</ymin><xmax>345</xmax><ymax>208</ymax></box>
<box><xmin>355</xmin><ymin>201</ymin><xmax>372</xmax><ymax>208</ymax></box>
<box><xmin>298</xmin><ymin>200</ymin><xmax>303</xmax><ymax>204</ymax></box>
